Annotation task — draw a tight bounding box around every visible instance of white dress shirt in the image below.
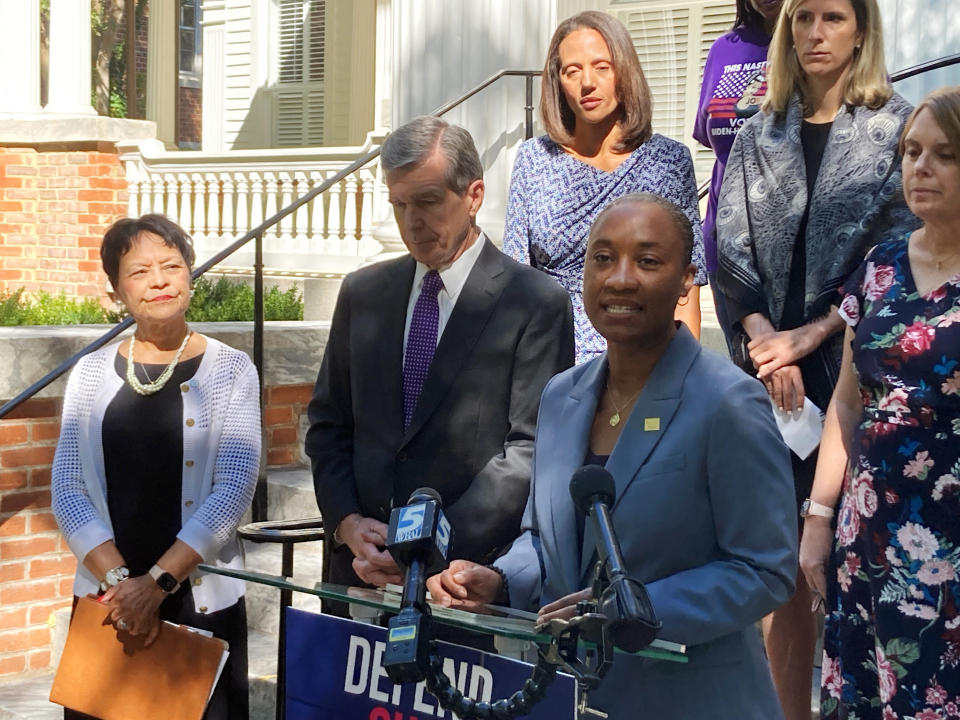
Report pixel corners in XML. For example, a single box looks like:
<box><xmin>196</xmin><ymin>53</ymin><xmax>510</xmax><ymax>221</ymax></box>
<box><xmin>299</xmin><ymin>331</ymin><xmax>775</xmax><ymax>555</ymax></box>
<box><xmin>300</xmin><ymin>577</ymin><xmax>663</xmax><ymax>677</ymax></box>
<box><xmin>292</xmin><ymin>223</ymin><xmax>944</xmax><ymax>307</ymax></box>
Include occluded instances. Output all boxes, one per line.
<box><xmin>402</xmin><ymin>232</ymin><xmax>486</xmax><ymax>354</ymax></box>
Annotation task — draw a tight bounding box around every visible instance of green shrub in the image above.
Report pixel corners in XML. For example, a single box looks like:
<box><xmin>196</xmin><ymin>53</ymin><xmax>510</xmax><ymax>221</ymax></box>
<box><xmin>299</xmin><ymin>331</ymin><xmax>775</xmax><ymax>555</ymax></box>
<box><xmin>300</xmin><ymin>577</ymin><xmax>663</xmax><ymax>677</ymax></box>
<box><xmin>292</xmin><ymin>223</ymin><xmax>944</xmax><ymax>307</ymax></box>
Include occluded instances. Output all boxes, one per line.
<box><xmin>0</xmin><ymin>289</ymin><xmax>110</xmax><ymax>326</ymax></box>
<box><xmin>0</xmin><ymin>289</ymin><xmax>27</xmax><ymax>325</ymax></box>
<box><xmin>0</xmin><ymin>278</ymin><xmax>304</xmax><ymax>326</ymax></box>
<box><xmin>186</xmin><ymin>277</ymin><xmax>304</xmax><ymax>322</ymax></box>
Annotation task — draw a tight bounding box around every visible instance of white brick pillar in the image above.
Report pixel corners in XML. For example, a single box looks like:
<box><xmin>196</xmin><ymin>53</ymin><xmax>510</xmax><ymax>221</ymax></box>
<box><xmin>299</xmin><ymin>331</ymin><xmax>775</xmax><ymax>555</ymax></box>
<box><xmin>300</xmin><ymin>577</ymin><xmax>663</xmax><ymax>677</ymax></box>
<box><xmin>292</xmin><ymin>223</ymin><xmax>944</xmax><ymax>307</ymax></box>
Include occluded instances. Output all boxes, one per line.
<box><xmin>46</xmin><ymin>0</ymin><xmax>96</xmax><ymax>114</ymax></box>
<box><xmin>0</xmin><ymin>0</ymin><xmax>41</xmax><ymax>114</ymax></box>
<box><xmin>147</xmin><ymin>0</ymin><xmax>178</xmax><ymax>147</ymax></box>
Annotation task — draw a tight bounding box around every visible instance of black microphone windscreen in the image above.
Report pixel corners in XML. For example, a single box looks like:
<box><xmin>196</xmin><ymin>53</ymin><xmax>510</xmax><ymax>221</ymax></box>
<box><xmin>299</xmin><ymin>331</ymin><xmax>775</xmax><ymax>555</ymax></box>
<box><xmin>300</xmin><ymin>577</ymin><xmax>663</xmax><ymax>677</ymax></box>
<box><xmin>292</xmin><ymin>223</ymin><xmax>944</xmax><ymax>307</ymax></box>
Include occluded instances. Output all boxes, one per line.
<box><xmin>569</xmin><ymin>465</ymin><xmax>615</xmax><ymax>512</ymax></box>
<box><xmin>407</xmin><ymin>486</ymin><xmax>442</xmax><ymax>506</ymax></box>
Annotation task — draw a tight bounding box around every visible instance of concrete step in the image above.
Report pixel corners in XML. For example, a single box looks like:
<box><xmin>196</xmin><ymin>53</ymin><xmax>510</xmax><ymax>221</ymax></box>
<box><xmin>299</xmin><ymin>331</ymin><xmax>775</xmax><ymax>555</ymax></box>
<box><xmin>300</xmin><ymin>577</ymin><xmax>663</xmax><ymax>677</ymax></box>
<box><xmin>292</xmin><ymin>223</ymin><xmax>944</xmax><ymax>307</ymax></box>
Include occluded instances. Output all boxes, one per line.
<box><xmin>249</xmin><ymin>628</ymin><xmax>279</xmax><ymax>720</ymax></box>
<box><xmin>242</xmin><ymin>539</ymin><xmax>325</xmax><ymax>635</ymax></box>
<box><xmin>266</xmin><ymin>466</ymin><xmax>320</xmax><ymax>523</ymax></box>
<box><xmin>0</xmin><ymin>672</ymin><xmax>58</xmax><ymax>720</ymax></box>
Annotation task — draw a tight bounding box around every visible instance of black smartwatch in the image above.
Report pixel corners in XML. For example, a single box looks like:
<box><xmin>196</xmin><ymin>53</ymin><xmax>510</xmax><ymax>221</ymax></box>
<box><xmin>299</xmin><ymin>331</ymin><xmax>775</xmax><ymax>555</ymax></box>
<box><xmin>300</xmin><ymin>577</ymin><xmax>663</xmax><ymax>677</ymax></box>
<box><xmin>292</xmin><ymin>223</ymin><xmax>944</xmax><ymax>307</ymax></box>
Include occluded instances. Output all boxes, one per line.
<box><xmin>149</xmin><ymin>564</ymin><xmax>181</xmax><ymax>594</ymax></box>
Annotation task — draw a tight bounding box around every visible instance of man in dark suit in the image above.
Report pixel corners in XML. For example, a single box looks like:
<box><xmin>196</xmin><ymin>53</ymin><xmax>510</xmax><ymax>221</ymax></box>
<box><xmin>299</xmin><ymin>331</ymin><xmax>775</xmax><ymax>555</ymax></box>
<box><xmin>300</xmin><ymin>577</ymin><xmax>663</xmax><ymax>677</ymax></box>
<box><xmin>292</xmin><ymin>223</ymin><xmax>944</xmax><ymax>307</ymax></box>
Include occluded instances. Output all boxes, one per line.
<box><xmin>305</xmin><ymin>116</ymin><xmax>574</xmax><ymax>610</ymax></box>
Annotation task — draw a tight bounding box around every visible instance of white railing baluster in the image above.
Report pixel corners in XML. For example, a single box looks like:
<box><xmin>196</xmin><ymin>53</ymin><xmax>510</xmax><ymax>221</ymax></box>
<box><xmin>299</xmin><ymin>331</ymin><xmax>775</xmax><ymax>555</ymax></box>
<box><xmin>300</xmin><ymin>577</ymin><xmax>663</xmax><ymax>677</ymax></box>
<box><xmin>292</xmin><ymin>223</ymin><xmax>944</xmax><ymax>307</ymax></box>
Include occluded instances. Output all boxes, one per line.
<box><xmin>165</xmin><ymin>175</ymin><xmax>180</xmax><ymax>225</ymax></box>
<box><xmin>192</xmin><ymin>173</ymin><xmax>206</xmax><ymax>243</ymax></box>
<box><xmin>177</xmin><ymin>173</ymin><xmax>191</xmax><ymax>232</ymax></box>
<box><xmin>328</xmin><ymin>174</ymin><xmax>342</xmax><ymax>254</ymax></box>
<box><xmin>343</xmin><ymin>174</ymin><xmax>359</xmax><ymax>255</ymax></box>
<box><xmin>294</xmin><ymin>171</ymin><xmax>310</xmax><ymax>253</ymax></box>
<box><xmin>222</xmin><ymin>173</ymin><xmax>236</xmax><ymax>239</ymax></box>
<box><xmin>128</xmin><ymin>178</ymin><xmax>141</xmax><ymax>218</ymax></box>
<box><xmin>263</xmin><ymin>172</ymin><xmax>279</xmax><ymax>241</ymax></box>
<box><xmin>205</xmin><ymin>173</ymin><xmax>219</xmax><ymax>241</ymax></box>
<box><xmin>279</xmin><ymin>171</ymin><xmax>294</xmax><ymax>244</ymax></box>
<box><xmin>249</xmin><ymin>172</ymin><xmax>264</xmax><ymax>231</ymax></box>
<box><xmin>151</xmin><ymin>176</ymin><xmax>164</xmax><ymax>216</ymax></box>
<box><xmin>235</xmin><ymin>173</ymin><xmax>249</xmax><ymax>238</ymax></box>
<box><xmin>309</xmin><ymin>170</ymin><xmax>325</xmax><ymax>243</ymax></box>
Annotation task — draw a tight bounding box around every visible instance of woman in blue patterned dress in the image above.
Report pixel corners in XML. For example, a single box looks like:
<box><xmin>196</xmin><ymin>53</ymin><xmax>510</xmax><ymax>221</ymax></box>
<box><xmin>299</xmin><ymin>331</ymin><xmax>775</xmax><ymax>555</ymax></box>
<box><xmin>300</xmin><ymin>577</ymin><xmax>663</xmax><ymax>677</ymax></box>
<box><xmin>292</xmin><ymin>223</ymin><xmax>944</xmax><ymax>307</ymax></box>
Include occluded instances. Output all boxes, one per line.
<box><xmin>503</xmin><ymin>11</ymin><xmax>706</xmax><ymax>364</ymax></box>
<box><xmin>800</xmin><ymin>86</ymin><xmax>960</xmax><ymax>719</ymax></box>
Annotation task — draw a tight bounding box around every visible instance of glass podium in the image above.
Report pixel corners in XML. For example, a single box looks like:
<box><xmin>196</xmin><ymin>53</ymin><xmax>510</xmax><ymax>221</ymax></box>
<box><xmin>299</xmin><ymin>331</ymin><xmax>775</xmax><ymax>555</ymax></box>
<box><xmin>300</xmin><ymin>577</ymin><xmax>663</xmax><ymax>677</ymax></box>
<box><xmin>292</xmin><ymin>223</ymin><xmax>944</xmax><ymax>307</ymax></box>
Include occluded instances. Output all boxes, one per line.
<box><xmin>198</xmin><ymin>563</ymin><xmax>687</xmax><ymax>664</ymax></box>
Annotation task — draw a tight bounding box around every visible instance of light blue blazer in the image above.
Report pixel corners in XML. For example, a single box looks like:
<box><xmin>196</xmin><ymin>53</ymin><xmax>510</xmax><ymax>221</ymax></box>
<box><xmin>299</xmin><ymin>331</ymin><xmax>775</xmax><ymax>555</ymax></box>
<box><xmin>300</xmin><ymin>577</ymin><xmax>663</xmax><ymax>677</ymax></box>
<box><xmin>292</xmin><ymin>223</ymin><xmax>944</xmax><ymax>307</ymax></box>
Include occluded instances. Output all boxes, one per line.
<box><xmin>496</xmin><ymin>325</ymin><xmax>797</xmax><ymax>719</ymax></box>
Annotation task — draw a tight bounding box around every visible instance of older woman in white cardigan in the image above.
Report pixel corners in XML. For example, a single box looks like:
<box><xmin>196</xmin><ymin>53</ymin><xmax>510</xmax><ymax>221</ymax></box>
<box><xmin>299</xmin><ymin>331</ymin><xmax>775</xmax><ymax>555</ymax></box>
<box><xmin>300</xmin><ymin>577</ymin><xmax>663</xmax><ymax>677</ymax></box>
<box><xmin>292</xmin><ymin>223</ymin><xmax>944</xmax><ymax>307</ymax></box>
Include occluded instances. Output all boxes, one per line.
<box><xmin>52</xmin><ymin>214</ymin><xmax>260</xmax><ymax>720</ymax></box>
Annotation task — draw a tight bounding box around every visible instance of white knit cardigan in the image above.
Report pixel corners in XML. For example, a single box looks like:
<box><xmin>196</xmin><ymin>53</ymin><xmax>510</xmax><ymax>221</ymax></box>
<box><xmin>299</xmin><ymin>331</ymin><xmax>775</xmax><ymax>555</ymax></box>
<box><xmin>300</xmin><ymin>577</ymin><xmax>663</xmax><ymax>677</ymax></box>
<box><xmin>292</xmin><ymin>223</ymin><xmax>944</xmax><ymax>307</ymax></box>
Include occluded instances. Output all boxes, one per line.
<box><xmin>52</xmin><ymin>336</ymin><xmax>261</xmax><ymax>613</ymax></box>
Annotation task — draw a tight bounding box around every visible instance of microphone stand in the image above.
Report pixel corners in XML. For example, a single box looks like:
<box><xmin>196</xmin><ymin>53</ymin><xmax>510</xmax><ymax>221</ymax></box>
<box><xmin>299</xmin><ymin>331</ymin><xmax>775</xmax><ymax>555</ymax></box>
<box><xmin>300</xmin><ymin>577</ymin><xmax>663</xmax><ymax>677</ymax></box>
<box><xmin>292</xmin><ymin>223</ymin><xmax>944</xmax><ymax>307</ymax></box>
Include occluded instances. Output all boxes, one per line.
<box><xmin>404</xmin><ymin>465</ymin><xmax>659</xmax><ymax>718</ymax></box>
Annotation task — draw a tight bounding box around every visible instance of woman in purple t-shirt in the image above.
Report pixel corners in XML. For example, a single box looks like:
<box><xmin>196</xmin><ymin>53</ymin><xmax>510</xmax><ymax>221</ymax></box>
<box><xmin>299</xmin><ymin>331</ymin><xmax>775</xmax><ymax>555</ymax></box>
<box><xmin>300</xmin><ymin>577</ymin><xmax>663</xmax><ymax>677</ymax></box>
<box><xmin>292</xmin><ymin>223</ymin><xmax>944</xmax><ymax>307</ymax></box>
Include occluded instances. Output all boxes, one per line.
<box><xmin>694</xmin><ymin>0</ymin><xmax>782</xmax><ymax>351</ymax></box>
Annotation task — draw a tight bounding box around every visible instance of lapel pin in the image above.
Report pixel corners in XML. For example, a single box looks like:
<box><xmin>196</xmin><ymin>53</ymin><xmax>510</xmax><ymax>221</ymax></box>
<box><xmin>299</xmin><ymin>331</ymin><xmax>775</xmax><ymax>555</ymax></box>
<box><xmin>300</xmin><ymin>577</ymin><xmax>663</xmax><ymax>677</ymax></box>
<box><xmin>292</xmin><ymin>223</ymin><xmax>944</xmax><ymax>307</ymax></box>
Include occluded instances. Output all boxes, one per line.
<box><xmin>644</xmin><ymin>417</ymin><xmax>660</xmax><ymax>432</ymax></box>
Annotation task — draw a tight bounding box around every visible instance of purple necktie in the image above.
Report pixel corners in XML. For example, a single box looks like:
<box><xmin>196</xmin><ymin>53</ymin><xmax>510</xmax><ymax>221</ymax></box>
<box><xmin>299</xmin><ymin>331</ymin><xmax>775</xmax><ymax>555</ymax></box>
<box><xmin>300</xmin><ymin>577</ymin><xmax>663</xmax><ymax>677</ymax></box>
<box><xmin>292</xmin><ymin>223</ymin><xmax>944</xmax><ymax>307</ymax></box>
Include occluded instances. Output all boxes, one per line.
<box><xmin>402</xmin><ymin>270</ymin><xmax>444</xmax><ymax>429</ymax></box>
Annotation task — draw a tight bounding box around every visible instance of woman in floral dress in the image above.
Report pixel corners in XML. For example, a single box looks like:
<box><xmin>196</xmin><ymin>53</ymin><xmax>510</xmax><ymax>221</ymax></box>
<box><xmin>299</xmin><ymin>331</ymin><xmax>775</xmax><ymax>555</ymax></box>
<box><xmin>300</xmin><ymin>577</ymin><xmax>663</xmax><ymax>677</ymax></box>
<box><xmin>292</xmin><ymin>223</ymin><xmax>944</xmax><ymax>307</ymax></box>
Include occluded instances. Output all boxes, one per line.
<box><xmin>800</xmin><ymin>86</ymin><xmax>960</xmax><ymax>719</ymax></box>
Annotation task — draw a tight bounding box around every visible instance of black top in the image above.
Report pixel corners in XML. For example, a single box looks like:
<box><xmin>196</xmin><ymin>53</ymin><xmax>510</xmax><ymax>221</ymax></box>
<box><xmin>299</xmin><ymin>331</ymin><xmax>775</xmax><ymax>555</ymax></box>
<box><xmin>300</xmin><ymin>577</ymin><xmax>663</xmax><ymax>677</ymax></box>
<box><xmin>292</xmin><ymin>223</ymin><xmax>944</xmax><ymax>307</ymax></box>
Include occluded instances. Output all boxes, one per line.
<box><xmin>103</xmin><ymin>353</ymin><xmax>203</xmax><ymax>577</ymax></box>
<box><xmin>726</xmin><ymin>119</ymin><xmax>835</xmax><ymax>328</ymax></box>
<box><xmin>577</xmin><ymin>450</ymin><xmax>611</xmax><ymax>554</ymax></box>
<box><xmin>781</xmin><ymin>119</ymin><xmax>833</xmax><ymax>331</ymax></box>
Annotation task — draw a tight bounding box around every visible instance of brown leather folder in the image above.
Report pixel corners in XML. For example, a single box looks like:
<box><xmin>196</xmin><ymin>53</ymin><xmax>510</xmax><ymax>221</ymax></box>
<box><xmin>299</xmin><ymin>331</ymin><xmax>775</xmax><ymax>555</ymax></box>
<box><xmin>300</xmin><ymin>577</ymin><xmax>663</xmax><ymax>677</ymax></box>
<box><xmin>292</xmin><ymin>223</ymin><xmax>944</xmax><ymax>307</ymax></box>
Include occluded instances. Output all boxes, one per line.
<box><xmin>49</xmin><ymin>596</ymin><xmax>228</xmax><ymax>720</ymax></box>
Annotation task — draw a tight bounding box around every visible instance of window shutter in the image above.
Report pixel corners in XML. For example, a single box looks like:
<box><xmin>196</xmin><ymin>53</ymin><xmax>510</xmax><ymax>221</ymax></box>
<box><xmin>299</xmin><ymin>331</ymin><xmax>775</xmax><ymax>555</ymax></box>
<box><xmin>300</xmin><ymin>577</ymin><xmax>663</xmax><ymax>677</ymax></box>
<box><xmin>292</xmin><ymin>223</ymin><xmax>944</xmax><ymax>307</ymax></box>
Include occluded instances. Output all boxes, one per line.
<box><xmin>611</xmin><ymin>2</ymin><xmax>737</xmax><ymax>185</ymax></box>
<box><xmin>275</xmin><ymin>0</ymin><xmax>326</xmax><ymax>147</ymax></box>
<box><xmin>278</xmin><ymin>0</ymin><xmax>305</xmax><ymax>85</ymax></box>
<box><xmin>617</xmin><ymin>7</ymin><xmax>691</xmax><ymax>141</ymax></box>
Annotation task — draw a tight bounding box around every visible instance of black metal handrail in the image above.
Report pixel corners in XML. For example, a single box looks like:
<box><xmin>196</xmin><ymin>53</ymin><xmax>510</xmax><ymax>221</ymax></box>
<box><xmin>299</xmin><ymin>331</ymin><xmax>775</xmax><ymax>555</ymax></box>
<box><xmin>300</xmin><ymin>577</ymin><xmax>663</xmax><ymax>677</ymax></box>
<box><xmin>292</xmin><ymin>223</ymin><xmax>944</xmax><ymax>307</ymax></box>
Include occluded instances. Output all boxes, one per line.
<box><xmin>892</xmin><ymin>52</ymin><xmax>960</xmax><ymax>83</ymax></box>
<box><xmin>0</xmin><ymin>69</ymin><xmax>541</xmax><ymax>424</ymax></box>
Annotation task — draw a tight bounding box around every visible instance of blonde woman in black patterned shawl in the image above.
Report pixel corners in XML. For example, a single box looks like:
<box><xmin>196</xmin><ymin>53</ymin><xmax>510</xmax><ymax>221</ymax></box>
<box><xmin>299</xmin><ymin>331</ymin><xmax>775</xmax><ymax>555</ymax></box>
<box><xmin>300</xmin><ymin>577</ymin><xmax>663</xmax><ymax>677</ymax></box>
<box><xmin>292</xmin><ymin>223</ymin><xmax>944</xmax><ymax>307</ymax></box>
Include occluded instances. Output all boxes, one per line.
<box><xmin>715</xmin><ymin>1</ymin><xmax>918</xmax><ymax>718</ymax></box>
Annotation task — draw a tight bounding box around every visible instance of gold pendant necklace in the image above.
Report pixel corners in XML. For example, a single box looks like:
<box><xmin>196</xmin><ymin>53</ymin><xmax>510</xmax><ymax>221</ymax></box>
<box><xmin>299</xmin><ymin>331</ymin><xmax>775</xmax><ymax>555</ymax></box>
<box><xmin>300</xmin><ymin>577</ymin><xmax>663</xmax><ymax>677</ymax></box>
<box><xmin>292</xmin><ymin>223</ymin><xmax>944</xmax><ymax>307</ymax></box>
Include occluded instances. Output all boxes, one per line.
<box><xmin>606</xmin><ymin>382</ymin><xmax>643</xmax><ymax>427</ymax></box>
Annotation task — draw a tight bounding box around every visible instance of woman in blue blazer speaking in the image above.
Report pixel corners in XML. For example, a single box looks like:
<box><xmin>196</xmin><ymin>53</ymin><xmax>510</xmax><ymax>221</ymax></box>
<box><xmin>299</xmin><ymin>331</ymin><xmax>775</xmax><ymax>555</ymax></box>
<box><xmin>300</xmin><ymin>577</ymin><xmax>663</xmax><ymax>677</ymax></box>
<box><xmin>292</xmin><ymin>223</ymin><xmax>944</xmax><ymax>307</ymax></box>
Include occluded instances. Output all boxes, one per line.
<box><xmin>428</xmin><ymin>192</ymin><xmax>798</xmax><ymax>718</ymax></box>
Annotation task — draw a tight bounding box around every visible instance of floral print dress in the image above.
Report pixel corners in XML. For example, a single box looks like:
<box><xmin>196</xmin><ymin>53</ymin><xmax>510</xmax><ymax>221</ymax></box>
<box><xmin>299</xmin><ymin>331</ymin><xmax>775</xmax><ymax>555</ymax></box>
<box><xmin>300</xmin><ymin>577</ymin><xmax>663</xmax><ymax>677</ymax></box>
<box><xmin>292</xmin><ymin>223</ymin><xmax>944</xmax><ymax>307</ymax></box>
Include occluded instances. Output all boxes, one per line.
<box><xmin>823</xmin><ymin>238</ymin><xmax>960</xmax><ymax>720</ymax></box>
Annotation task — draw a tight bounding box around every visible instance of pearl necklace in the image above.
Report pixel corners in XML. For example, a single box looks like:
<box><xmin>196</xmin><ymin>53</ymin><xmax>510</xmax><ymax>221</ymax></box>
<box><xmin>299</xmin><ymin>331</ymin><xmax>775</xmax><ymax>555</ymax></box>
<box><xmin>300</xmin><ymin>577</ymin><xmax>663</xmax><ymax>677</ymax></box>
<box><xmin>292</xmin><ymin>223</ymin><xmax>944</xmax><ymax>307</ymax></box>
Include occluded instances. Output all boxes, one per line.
<box><xmin>125</xmin><ymin>328</ymin><xmax>192</xmax><ymax>396</ymax></box>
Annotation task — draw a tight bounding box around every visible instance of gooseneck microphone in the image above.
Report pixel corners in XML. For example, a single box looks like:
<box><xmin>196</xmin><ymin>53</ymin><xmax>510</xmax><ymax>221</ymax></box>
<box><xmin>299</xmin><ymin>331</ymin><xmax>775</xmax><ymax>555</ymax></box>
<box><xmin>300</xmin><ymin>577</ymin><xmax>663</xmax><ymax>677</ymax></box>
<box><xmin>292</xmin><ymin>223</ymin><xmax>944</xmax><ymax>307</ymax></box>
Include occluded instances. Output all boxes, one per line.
<box><xmin>383</xmin><ymin>487</ymin><xmax>453</xmax><ymax>684</ymax></box>
<box><xmin>569</xmin><ymin>465</ymin><xmax>661</xmax><ymax>652</ymax></box>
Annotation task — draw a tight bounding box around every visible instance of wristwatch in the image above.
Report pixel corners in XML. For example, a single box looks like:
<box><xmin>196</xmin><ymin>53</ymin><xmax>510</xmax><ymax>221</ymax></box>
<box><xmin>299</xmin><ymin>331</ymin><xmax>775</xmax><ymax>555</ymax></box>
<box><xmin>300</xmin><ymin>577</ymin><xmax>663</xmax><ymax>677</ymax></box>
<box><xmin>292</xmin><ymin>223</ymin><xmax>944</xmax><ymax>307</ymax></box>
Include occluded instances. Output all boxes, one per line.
<box><xmin>149</xmin><ymin>564</ymin><xmax>181</xmax><ymax>594</ymax></box>
<box><xmin>800</xmin><ymin>498</ymin><xmax>835</xmax><ymax>519</ymax></box>
<box><xmin>99</xmin><ymin>565</ymin><xmax>130</xmax><ymax>593</ymax></box>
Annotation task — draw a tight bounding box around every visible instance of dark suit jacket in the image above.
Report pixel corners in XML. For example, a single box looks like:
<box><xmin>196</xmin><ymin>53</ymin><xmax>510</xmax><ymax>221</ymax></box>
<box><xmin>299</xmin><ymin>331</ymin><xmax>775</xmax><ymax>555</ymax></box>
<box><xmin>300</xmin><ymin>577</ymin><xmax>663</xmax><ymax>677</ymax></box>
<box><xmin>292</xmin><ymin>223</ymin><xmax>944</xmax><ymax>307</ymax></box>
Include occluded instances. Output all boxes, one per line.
<box><xmin>305</xmin><ymin>238</ymin><xmax>574</xmax><ymax>588</ymax></box>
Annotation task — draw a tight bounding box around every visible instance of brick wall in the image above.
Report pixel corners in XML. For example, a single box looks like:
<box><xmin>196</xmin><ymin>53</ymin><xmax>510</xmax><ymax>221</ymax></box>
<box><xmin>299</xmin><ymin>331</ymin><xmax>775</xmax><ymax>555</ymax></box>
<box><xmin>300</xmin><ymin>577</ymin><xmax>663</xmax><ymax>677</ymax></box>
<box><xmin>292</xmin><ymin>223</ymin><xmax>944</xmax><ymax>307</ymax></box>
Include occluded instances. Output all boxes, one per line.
<box><xmin>0</xmin><ymin>147</ymin><xmax>127</xmax><ymax>301</ymax></box>
<box><xmin>0</xmin><ymin>382</ymin><xmax>311</xmax><ymax>677</ymax></box>
<box><xmin>178</xmin><ymin>86</ymin><xmax>202</xmax><ymax>148</ymax></box>
<box><xmin>263</xmin><ymin>383</ymin><xmax>314</xmax><ymax>467</ymax></box>
<box><xmin>0</xmin><ymin>398</ymin><xmax>74</xmax><ymax>676</ymax></box>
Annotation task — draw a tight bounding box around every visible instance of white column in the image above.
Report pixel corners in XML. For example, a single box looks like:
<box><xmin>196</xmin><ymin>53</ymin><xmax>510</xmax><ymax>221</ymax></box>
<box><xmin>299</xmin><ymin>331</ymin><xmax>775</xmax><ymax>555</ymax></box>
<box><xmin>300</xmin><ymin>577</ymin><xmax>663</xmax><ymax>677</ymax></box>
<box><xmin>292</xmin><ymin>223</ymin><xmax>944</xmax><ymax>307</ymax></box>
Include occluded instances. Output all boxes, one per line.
<box><xmin>200</xmin><ymin>1</ymin><xmax>226</xmax><ymax>151</ymax></box>
<box><xmin>147</xmin><ymin>0</ymin><xmax>178</xmax><ymax>147</ymax></box>
<box><xmin>46</xmin><ymin>0</ymin><xmax>96</xmax><ymax>114</ymax></box>
<box><xmin>373</xmin><ymin>0</ymin><xmax>392</xmax><ymax>133</ymax></box>
<box><xmin>0</xmin><ymin>0</ymin><xmax>41</xmax><ymax>114</ymax></box>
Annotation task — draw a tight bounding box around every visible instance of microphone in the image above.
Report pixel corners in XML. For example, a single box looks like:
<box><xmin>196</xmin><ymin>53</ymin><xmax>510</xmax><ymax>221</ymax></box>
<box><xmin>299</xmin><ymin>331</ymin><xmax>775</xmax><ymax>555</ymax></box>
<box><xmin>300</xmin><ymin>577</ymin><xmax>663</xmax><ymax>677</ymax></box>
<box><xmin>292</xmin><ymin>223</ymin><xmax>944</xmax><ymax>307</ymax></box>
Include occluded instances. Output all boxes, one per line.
<box><xmin>383</xmin><ymin>487</ymin><xmax>453</xmax><ymax>683</ymax></box>
<box><xmin>570</xmin><ymin>465</ymin><xmax>661</xmax><ymax>653</ymax></box>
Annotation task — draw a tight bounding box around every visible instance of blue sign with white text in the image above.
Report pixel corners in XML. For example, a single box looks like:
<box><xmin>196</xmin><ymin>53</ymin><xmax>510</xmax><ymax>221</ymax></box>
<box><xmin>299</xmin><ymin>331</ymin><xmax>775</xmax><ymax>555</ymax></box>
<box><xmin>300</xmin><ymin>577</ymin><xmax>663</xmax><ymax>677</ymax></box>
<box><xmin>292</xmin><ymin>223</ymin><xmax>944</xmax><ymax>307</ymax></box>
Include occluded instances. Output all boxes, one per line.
<box><xmin>285</xmin><ymin>608</ymin><xmax>576</xmax><ymax>720</ymax></box>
